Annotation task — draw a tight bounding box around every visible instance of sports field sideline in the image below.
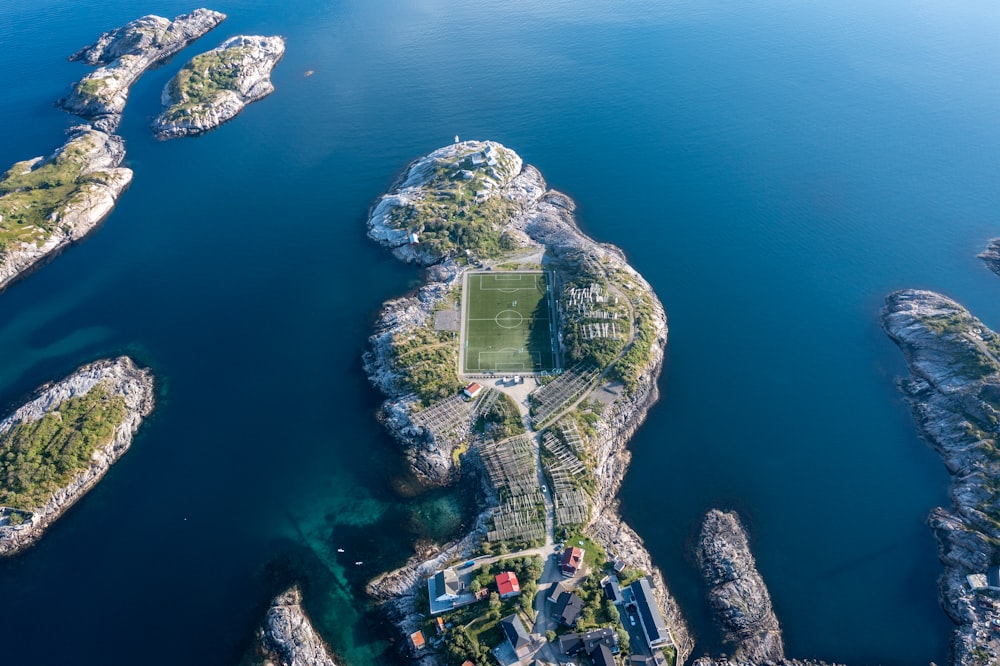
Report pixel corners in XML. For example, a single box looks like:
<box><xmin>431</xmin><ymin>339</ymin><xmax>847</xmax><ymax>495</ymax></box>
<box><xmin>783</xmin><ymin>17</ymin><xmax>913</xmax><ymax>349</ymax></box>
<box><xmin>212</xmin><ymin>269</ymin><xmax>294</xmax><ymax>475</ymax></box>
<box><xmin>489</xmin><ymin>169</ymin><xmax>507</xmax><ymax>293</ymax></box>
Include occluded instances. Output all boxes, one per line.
<box><xmin>462</xmin><ymin>271</ymin><xmax>556</xmax><ymax>373</ymax></box>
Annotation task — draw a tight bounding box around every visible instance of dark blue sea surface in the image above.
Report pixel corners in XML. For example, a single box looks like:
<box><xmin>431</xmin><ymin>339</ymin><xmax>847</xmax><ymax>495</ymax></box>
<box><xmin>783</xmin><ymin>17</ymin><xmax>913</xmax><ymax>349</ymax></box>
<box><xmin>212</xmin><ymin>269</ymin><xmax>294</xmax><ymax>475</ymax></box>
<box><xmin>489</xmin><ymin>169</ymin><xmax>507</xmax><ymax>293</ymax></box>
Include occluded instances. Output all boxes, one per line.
<box><xmin>2</xmin><ymin>0</ymin><xmax>1000</xmax><ymax>663</ymax></box>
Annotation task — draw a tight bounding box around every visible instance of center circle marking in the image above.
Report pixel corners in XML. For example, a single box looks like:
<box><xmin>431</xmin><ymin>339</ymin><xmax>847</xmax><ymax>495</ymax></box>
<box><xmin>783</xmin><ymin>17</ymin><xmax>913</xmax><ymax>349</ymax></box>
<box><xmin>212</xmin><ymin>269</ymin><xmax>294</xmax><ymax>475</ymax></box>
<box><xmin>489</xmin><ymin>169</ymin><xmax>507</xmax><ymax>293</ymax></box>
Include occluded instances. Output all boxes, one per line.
<box><xmin>495</xmin><ymin>310</ymin><xmax>524</xmax><ymax>329</ymax></box>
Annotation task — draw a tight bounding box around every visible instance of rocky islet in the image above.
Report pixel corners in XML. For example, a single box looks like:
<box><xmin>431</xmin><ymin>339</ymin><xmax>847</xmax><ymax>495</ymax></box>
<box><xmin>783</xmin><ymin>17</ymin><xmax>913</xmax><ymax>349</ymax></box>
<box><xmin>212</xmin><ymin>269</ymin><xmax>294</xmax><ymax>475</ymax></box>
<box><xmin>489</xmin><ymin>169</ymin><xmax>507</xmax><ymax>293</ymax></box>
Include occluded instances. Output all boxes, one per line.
<box><xmin>152</xmin><ymin>34</ymin><xmax>286</xmax><ymax>139</ymax></box>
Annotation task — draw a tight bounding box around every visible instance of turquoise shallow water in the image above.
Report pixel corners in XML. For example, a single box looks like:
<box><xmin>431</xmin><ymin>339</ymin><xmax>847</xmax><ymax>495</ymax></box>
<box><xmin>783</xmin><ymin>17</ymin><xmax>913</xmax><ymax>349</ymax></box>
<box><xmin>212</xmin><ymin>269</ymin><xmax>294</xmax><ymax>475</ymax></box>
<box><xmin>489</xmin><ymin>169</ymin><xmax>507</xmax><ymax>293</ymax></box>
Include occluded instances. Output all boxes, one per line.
<box><xmin>2</xmin><ymin>0</ymin><xmax>1000</xmax><ymax>663</ymax></box>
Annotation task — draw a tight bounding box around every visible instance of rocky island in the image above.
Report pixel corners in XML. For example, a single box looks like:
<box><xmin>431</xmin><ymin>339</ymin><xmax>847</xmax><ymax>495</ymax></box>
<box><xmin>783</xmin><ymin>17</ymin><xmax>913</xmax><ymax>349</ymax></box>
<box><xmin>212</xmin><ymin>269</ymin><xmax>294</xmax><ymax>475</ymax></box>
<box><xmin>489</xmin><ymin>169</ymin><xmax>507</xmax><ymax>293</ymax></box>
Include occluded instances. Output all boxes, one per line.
<box><xmin>59</xmin><ymin>8</ymin><xmax>226</xmax><ymax>132</ymax></box>
<box><xmin>152</xmin><ymin>35</ymin><xmax>286</xmax><ymax>139</ymax></box>
<box><xmin>363</xmin><ymin>140</ymin><xmax>692</xmax><ymax>665</ymax></box>
<box><xmin>692</xmin><ymin>510</ymin><xmax>843</xmax><ymax>666</ymax></box>
<box><xmin>883</xmin><ymin>287</ymin><xmax>1000</xmax><ymax>666</ymax></box>
<box><xmin>0</xmin><ymin>357</ymin><xmax>154</xmax><ymax>556</ymax></box>
<box><xmin>0</xmin><ymin>126</ymin><xmax>132</xmax><ymax>292</ymax></box>
<box><xmin>251</xmin><ymin>586</ymin><xmax>338</xmax><ymax>666</ymax></box>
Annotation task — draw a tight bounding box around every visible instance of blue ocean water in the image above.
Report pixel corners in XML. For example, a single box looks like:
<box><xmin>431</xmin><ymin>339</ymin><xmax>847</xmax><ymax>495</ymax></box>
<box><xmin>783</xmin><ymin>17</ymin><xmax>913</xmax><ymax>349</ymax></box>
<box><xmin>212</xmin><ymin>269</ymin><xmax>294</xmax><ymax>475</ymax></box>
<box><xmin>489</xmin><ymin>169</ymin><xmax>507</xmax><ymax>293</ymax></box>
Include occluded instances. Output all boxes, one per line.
<box><xmin>2</xmin><ymin>0</ymin><xmax>1000</xmax><ymax>663</ymax></box>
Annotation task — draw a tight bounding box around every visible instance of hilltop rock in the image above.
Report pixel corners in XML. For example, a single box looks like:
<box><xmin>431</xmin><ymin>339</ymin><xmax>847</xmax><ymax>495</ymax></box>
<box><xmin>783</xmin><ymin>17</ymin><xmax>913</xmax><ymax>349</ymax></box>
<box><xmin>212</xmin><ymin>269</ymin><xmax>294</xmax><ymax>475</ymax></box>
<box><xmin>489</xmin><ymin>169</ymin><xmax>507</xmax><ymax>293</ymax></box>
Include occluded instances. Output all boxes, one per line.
<box><xmin>152</xmin><ymin>35</ymin><xmax>286</xmax><ymax>139</ymax></box>
<box><xmin>254</xmin><ymin>586</ymin><xmax>338</xmax><ymax>666</ymax></box>
<box><xmin>59</xmin><ymin>8</ymin><xmax>226</xmax><ymax>132</ymax></box>
<box><xmin>882</xmin><ymin>288</ymin><xmax>1000</xmax><ymax>666</ymax></box>
<box><xmin>0</xmin><ymin>126</ymin><xmax>132</xmax><ymax>292</ymax></box>
<box><xmin>0</xmin><ymin>357</ymin><xmax>155</xmax><ymax>556</ymax></box>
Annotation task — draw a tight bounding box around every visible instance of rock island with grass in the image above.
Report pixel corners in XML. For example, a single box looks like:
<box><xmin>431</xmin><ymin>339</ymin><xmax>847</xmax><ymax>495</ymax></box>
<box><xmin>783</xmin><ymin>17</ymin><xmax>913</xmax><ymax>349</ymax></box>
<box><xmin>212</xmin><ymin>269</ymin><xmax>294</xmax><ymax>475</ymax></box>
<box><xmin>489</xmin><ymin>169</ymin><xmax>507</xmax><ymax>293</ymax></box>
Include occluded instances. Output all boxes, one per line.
<box><xmin>0</xmin><ymin>126</ymin><xmax>132</xmax><ymax>292</ymax></box>
<box><xmin>59</xmin><ymin>8</ymin><xmax>226</xmax><ymax>132</ymax></box>
<box><xmin>883</xmin><ymin>286</ymin><xmax>1000</xmax><ymax>666</ymax></box>
<box><xmin>363</xmin><ymin>140</ymin><xmax>693</xmax><ymax>665</ymax></box>
<box><xmin>0</xmin><ymin>357</ymin><xmax>154</xmax><ymax>556</ymax></box>
<box><xmin>152</xmin><ymin>35</ymin><xmax>286</xmax><ymax>139</ymax></box>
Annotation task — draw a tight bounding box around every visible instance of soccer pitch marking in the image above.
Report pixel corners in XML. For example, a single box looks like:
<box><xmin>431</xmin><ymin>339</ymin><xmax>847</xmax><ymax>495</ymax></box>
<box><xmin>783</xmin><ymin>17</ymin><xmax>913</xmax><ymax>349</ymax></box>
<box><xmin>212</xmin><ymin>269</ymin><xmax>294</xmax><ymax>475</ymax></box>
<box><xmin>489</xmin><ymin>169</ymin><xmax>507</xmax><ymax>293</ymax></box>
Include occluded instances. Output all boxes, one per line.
<box><xmin>475</xmin><ymin>274</ymin><xmax>539</xmax><ymax>294</ymax></box>
<box><xmin>462</xmin><ymin>270</ymin><xmax>555</xmax><ymax>374</ymax></box>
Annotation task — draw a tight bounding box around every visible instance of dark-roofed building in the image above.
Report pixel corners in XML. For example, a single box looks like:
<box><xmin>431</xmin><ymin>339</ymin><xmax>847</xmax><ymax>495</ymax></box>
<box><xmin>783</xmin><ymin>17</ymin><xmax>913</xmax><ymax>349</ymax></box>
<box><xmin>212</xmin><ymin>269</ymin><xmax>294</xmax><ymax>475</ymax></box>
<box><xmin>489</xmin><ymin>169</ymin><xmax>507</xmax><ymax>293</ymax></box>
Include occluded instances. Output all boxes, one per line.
<box><xmin>628</xmin><ymin>578</ymin><xmax>671</xmax><ymax>649</ymax></box>
<box><xmin>548</xmin><ymin>580</ymin><xmax>571</xmax><ymax>603</ymax></box>
<box><xmin>558</xmin><ymin>628</ymin><xmax>618</xmax><ymax>656</ymax></box>
<box><xmin>560</xmin><ymin>547</ymin><xmax>585</xmax><ymax>577</ymax></box>
<box><xmin>603</xmin><ymin>578</ymin><xmax>622</xmax><ymax>604</ymax></box>
<box><xmin>581</xmin><ymin>627</ymin><xmax>618</xmax><ymax>654</ymax></box>
<box><xmin>499</xmin><ymin>614</ymin><xmax>532</xmax><ymax>660</ymax></box>
<box><xmin>552</xmin><ymin>591</ymin><xmax>584</xmax><ymax>627</ymax></box>
<box><xmin>592</xmin><ymin>643</ymin><xmax>616</xmax><ymax>666</ymax></box>
<box><xmin>433</xmin><ymin>568</ymin><xmax>462</xmax><ymax>602</ymax></box>
<box><xmin>558</xmin><ymin>633</ymin><xmax>583</xmax><ymax>656</ymax></box>
<box><xmin>988</xmin><ymin>565</ymin><xmax>1000</xmax><ymax>590</ymax></box>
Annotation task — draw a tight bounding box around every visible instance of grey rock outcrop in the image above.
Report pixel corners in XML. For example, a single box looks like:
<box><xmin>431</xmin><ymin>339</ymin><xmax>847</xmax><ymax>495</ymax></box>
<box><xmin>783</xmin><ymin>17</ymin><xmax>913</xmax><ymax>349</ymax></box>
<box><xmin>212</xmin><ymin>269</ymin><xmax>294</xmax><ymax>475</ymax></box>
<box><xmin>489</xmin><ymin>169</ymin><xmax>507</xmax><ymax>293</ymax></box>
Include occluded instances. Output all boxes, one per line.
<box><xmin>0</xmin><ymin>357</ymin><xmax>155</xmax><ymax>556</ymax></box>
<box><xmin>882</xmin><ymin>288</ymin><xmax>1000</xmax><ymax>666</ymax></box>
<box><xmin>978</xmin><ymin>238</ymin><xmax>1000</xmax><ymax>278</ymax></box>
<box><xmin>59</xmin><ymin>8</ymin><xmax>226</xmax><ymax>132</ymax></box>
<box><xmin>696</xmin><ymin>510</ymin><xmax>784</xmax><ymax>664</ymax></box>
<box><xmin>152</xmin><ymin>35</ymin><xmax>286</xmax><ymax>139</ymax></box>
<box><xmin>255</xmin><ymin>586</ymin><xmax>338</xmax><ymax>666</ymax></box>
<box><xmin>0</xmin><ymin>126</ymin><xmax>132</xmax><ymax>292</ymax></box>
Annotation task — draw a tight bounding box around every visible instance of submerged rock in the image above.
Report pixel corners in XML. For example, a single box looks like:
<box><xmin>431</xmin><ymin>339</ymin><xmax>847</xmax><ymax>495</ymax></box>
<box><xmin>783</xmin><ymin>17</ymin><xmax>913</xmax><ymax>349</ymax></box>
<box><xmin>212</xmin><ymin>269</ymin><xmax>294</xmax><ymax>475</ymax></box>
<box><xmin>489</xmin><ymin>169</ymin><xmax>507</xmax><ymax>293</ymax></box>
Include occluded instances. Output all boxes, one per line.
<box><xmin>882</xmin><ymin>288</ymin><xmax>1000</xmax><ymax>666</ymax></box>
<box><xmin>0</xmin><ymin>126</ymin><xmax>132</xmax><ymax>292</ymax></box>
<box><xmin>254</xmin><ymin>586</ymin><xmax>338</xmax><ymax>666</ymax></box>
<box><xmin>0</xmin><ymin>357</ymin><xmax>155</xmax><ymax>556</ymax></box>
<box><xmin>59</xmin><ymin>8</ymin><xmax>226</xmax><ymax>132</ymax></box>
<box><xmin>152</xmin><ymin>35</ymin><xmax>286</xmax><ymax>139</ymax></box>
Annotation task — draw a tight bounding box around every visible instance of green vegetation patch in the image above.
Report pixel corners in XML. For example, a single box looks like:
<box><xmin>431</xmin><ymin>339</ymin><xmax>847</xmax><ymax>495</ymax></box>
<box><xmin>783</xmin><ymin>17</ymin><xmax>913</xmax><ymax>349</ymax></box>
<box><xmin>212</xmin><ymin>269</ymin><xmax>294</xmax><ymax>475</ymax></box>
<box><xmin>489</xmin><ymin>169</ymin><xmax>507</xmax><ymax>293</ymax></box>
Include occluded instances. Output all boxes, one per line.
<box><xmin>0</xmin><ymin>136</ymin><xmax>101</xmax><ymax>254</ymax></box>
<box><xmin>392</xmin><ymin>326</ymin><xmax>462</xmax><ymax>405</ymax></box>
<box><xmin>163</xmin><ymin>46</ymin><xmax>252</xmax><ymax>120</ymax></box>
<box><xmin>0</xmin><ymin>384</ymin><xmax>126</xmax><ymax>511</ymax></box>
<box><xmin>474</xmin><ymin>392</ymin><xmax>526</xmax><ymax>440</ymax></box>
<box><xmin>462</xmin><ymin>271</ymin><xmax>555</xmax><ymax>373</ymax></box>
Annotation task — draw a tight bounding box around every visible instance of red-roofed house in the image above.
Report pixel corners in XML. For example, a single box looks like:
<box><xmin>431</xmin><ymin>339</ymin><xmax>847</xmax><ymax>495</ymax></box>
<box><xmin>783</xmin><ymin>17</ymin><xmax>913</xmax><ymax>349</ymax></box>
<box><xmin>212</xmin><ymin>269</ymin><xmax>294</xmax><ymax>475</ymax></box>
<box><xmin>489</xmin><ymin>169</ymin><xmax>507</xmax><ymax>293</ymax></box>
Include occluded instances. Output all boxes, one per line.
<box><xmin>495</xmin><ymin>571</ymin><xmax>521</xmax><ymax>599</ymax></box>
<box><xmin>561</xmin><ymin>547</ymin><xmax>585</xmax><ymax>577</ymax></box>
<box><xmin>462</xmin><ymin>383</ymin><xmax>483</xmax><ymax>400</ymax></box>
<box><xmin>410</xmin><ymin>630</ymin><xmax>426</xmax><ymax>651</ymax></box>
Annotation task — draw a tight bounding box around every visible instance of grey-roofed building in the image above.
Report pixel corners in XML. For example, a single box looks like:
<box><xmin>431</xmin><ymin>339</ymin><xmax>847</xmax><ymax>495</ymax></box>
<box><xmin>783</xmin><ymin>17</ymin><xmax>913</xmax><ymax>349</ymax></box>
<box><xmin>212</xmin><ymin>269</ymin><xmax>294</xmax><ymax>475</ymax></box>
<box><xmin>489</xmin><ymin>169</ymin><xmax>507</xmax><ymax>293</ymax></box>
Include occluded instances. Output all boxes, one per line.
<box><xmin>434</xmin><ymin>568</ymin><xmax>461</xmax><ymax>601</ymax></box>
<box><xmin>552</xmin><ymin>591</ymin><xmax>584</xmax><ymax>627</ymax></box>
<box><xmin>628</xmin><ymin>578</ymin><xmax>671</xmax><ymax>649</ymax></box>
<box><xmin>499</xmin><ymin>614</ymin><xmax>532</xmax><ymax>660</ymax></box>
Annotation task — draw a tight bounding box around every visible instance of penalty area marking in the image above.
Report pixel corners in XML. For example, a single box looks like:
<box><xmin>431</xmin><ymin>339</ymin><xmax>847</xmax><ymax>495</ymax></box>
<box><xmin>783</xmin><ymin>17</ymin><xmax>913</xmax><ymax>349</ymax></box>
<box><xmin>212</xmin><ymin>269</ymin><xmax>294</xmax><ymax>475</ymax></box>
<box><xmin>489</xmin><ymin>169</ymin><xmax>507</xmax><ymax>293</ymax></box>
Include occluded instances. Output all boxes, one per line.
<box><xmin>476</xmin><ymin>275</ymin><xmax>539</xmax><ymax>292</ymax></box>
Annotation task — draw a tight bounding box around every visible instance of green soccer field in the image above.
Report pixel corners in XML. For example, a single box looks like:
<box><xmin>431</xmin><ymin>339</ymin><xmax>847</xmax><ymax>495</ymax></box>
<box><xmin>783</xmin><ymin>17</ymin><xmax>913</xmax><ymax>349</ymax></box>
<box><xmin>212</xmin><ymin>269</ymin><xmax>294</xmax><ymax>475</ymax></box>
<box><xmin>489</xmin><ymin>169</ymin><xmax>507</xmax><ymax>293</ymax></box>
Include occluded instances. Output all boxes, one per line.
<box><xmin>462</xmin><ymin>271</ymin><xmax>556</xmax><ymax>373</ymax></box>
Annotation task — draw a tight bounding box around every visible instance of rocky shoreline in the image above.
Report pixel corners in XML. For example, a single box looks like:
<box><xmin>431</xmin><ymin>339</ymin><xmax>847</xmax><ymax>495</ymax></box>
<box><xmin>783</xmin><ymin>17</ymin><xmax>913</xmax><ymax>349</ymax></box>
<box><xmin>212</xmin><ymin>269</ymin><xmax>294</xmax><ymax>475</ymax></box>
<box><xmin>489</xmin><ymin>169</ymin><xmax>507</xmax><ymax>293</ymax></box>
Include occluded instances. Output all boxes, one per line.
<box><xmin>0</xmin><ymin>126</ymin><xmax>133</xmax><ymax>292</ymax></box>
<box><xmin>59</xmin><ymin>9</ymin><xmax>226</xmax><ymax>132</ymax></box>
<box><xmin>152</xmin><ymin>34</ymin><xmax>286</xmax><ymax>139</ymax></box>
<box><xmin>363</xmin><ymin>140</ymin><xmax>693</xmax><ymax>663</ymax></box>
<box><xmin>882</xmin><ymin>288</ymin><xmax>1000</xmax><ymax>666</ymax></box>
<box><xmin>252</xmin><ymin>586</ymin><xmax>338</xmax><ymax>666</ymax></box>
<box><xmin>0</xmin><ymin>356</ymin><xmax>155</xmax><ymax>556</ymax></box>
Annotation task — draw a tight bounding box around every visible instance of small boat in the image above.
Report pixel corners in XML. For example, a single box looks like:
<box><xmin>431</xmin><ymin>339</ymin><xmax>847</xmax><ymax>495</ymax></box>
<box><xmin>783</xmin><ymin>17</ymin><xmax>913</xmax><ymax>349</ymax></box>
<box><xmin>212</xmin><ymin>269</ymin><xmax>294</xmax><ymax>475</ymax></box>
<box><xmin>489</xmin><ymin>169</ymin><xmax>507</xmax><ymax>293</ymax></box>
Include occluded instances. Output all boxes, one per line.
<box><xmin>355</xmin><ymin>561</ymin><xmax>363</xmax><ymax>566</ymax></box>
<box><xmin>337</xmin><ymin>548</ymin><xmax>345</xmax><ymax>553</ymax></box>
